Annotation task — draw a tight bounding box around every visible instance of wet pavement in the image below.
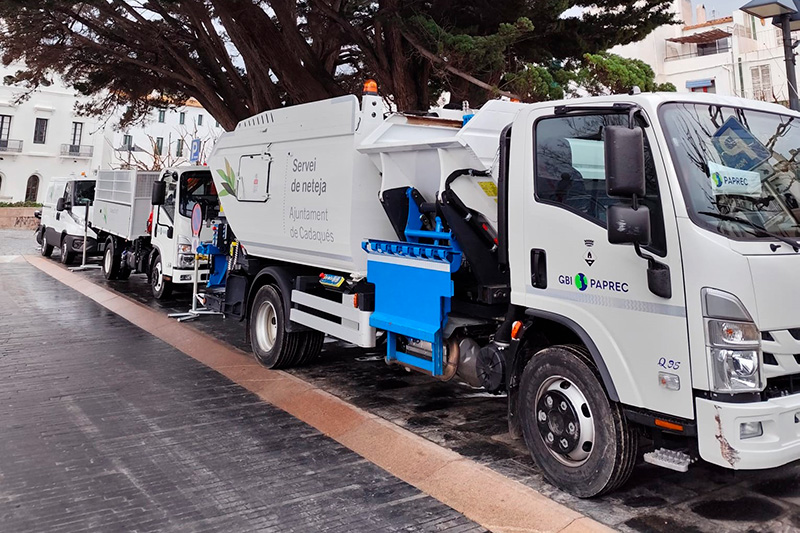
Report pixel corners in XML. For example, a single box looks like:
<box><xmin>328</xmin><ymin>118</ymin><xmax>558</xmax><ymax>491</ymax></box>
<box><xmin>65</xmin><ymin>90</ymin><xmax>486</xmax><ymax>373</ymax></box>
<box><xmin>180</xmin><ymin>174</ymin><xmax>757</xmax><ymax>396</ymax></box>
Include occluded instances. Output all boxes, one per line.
<box><xmin>0</xmin><ymin>260</ymin><xmax>485</xmax><ymax>533</ymax></box>
<box><xmin>12</xmin><ymin>225</ymin><xmax>800</xmax><ymax>532</ymax></box>
<box><xmin>0</xmin><ymin>228</ymin><xmax>38</xmax><ymax>257</ymax></box>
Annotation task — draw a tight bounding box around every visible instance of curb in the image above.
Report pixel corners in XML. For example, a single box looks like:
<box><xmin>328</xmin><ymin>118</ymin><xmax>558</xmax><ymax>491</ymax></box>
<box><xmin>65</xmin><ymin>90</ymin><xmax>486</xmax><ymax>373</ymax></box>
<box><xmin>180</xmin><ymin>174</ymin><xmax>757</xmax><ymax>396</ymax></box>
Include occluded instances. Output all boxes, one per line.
<box><xmin>24</xmin><ymin>254</ymin><xmax>614</xmax><ymax>533</ymax></box>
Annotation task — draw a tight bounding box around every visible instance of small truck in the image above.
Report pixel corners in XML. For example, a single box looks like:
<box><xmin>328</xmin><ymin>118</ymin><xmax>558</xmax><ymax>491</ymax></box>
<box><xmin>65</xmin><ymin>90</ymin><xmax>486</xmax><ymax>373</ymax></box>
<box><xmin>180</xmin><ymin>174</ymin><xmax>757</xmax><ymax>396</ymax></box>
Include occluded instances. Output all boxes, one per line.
<box><xmin>201</xmin><ymin>85</ymin><xmax>800</xmax><ymax>497</ymax></box>
<box><xmin>37</xmin><ymin>175</ymin><xmax>99</xmax><ymax>264</ymax></box>
<box><xmin>90</xmin><ymin>166</ymin><xmax>218</xmax><ymax>298</ymax></box>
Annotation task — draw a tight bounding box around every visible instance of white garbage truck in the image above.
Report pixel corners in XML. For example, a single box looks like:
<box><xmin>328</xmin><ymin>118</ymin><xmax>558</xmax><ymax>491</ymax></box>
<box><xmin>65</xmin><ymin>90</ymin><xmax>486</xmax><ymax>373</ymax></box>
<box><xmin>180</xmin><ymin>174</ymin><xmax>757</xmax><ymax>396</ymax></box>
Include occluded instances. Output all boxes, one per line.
<box><xmin>203</xmin><ymin>86</ymin><xmax>800</xmax><ymax>497</ymax></box>
<box><xmin>90</xmin><ymin>166</ymin><xmax>218</xmax><ymax>298</ymax></box>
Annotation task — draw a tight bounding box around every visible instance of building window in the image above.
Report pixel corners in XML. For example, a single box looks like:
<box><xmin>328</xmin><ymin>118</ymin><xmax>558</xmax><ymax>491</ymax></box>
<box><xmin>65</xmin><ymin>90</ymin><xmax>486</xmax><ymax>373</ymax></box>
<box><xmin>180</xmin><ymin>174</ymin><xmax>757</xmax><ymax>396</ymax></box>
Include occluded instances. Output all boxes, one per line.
<box><xmin>198</xmin><ymin>114</ymin><xmax>204</xmax><ymax>126</ymax></box>
<box><xmin>215</xmin><ymin>120</ymin><xmax>219</xmax><ymax>127</ymax></box>
<box><xmin>25</xmin><ymin>175</ymin><xmax>39</xmax><ymax>202</ymax></box>
<box><xmin>155</xmin><ymin>137</ymin><xmax>164</xmax><ymax>155</ymax></box>
<box><xmin>176</xmin><ymin>139</ymin><xmax>184</xmax><ymax>157</ymax></box>
<box><xmin>179</xmin><ymin>112</ymin><xmax>186</xmax><ymax>125</ymax></box>
<box><xmin>158</xmin><ymin>110</ymin><xmax>165</xmax><ymax>123</ymax></box>
<box><xmin>122</xmin><ymin>134</ymin><xmax>133</xmax><ymax>149</ymax></box>
<box><xmin>752</xmin><ymin>64</ymin><xmax>772</xmax><ymax>101</ymax></box>
<box><xmin>33</xmin><ymin>118</ymin><xmax>48</xmax><ymax>144</ymax></box>
<box><xmin>0</xmin><ymin>115</ymin><xmax>10</xmax><ymax>141</ymax></box>
<box><xmin>71</xmin><ymin>122</ymin><xmax>83</xmax><ymax>146</ymax></box>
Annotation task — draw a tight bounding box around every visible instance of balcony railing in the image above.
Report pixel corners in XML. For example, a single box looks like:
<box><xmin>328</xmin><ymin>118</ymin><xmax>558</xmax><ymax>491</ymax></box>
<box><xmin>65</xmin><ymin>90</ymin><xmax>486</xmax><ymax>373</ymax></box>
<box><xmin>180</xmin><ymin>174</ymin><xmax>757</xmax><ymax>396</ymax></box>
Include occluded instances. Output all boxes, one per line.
<box><xmin>61</xmin><ymin>144</ymin><xmax>94</xmax><ymax>157</ymax></box>
<box><xmin>665</xmin><ymin>45</ymin><xmax>732</xmax><ymax>62</ymax></box>
<box><xmin>0</xmin><ymin>139</ymin><xmax>23</xmax><ymax>153</ymax></box>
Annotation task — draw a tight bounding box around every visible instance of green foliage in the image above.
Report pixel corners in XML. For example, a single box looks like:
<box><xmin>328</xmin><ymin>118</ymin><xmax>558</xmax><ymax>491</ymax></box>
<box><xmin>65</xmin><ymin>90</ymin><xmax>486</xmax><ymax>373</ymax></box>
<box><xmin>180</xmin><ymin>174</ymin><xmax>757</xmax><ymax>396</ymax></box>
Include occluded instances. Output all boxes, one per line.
<box><xmin>579</xmin><ymin>53</ymin><xmax>677</xmax><ymax>95</ymax></box>
<box><xmin>0</xmin><ymin>201</ymin><xmax>42</xmax><ymax>208</ymax></box>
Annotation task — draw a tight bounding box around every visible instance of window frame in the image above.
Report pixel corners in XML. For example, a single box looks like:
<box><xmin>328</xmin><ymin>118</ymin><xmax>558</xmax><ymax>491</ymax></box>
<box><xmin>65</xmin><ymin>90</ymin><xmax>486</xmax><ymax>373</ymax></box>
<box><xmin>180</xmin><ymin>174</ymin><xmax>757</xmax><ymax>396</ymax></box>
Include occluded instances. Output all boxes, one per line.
<box><xmin>155</xmin><ymin>137</ymin><xmax>164</xmax><ymax>156</ymax></box>
<box><xmin>179</xmin><ymin>112</ymin><xmax>186</xmax><ymax>125</ymax></box>
<box><xmin>0</xmin><ymin>115</ymin><xmax>11</xmax><ymax>141</ymax></box>
<box><xmin>198</xmin><ymin>114</ymin><xmax>204</xmax><ymax>126</ymax></box>
<box><xmin>33</xmin><ymin>118</ymin><xmax>48</xmax><ymax>144</ymax></box>
<box><xmin>157</xmin><ymin>110</ymin><xmax>166</xmax><ymax>123</ymax></box>
<box><xmin>532</xmin><ymin>109</ymin><xmax>668</xmax><ymax>257</ymax></box>
<box><xmin>71</xmin><ymin>122</ymin><xmax>83</xmax><ymax>146</ymax></box>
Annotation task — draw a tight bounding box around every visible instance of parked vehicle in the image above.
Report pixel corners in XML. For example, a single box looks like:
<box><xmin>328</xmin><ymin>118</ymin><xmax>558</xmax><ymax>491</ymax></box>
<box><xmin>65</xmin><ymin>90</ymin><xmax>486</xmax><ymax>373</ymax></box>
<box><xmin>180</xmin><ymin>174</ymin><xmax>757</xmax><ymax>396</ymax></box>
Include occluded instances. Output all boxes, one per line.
<box><xmin>201</xmin><ymin>85</ymin><xmax>800</xmax><ymax>497</ymax></box>
<box><xmin>36</xmin><ymin>176</ymin><xmax>98</xmax><ymax>265</ymax></box>
<box><xmin>89</xmin><ymin>167</ymin><xmax>218</xmax><ymax>298</ymax></box>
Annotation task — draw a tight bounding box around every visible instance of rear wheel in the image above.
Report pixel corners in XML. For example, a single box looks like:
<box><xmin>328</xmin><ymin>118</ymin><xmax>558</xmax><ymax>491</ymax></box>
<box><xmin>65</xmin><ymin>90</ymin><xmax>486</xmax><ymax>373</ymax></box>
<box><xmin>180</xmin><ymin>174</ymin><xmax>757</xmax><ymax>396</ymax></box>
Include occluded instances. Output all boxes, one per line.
<box><xmin>295</xmin><ymin>331</ymin><xmax>325</xmax><ymax>366</ymax></box>
<box><xmin>40</xmin><ymin>229</ymin><xmax>53</xmax><ymax>257</ymax></box>
<box><xmin>102</xmin><ymin>238</ymin><xmax>120</xmax><ymax>280</ymax></box>
<box><xmin>518</xmin><ymin>344</ymin><xmax>638</xmax><ymax>498</ymax></box>
<box><xmin>250</xmin><ymin>284</ymin><xmax>302</xmax><ymax>368</ymax></box>
<box><xmin>151</xmin><ymin>255</ymin><xmax>172</xmax><ymax>299</ymax></box>
<box><xmin>60</xmin><ymin>237</ymin><xmax>75</xmax><ymax>265</ymax></box>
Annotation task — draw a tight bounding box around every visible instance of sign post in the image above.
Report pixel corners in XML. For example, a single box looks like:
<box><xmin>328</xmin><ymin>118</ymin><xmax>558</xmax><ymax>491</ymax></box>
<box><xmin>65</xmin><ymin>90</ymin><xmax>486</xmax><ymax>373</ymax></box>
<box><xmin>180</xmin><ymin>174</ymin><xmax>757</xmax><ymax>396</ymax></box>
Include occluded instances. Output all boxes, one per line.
<box><xmin>168</xmin><ymin>203</ymin><xmax>222</xmax><ymax>322</ymax></box>
<box><xmin>69</xmin><ymin>202</ymin><xmax>102</xmax><ymax>272</ymax></box>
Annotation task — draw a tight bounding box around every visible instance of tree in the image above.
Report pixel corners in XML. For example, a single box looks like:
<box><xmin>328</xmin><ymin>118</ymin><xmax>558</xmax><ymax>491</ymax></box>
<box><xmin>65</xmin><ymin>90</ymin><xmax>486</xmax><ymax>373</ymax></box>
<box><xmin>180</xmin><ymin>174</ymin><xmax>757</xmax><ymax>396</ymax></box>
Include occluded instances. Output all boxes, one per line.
<box><xmin>579</xmin><ymin>53</ymin><xmax>677</xmax><ymax>95</ymax></box>
<box><xmin>0</xmin><ymin>1</ymin><xmax>676</xmax><ymax>130</ymax></box>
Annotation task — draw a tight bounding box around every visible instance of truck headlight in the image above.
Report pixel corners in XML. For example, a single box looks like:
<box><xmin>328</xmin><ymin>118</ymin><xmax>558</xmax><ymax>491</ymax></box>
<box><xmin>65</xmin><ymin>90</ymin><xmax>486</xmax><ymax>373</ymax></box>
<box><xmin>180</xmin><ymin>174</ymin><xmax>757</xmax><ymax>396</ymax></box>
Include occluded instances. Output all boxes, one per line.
<box><xmin>178</xmin><ymin>243</ymin><xmax>192</xmax><ymax>254</ymax></box>
<box><xmin>178</xmin><ymin>253</ymin><xmax>195</xmax><ymax>267</ymax></box>
<box><xmin>703</xmin><ymin>289</ymin><xmax>763</xmax><ymax>394</ymax></box>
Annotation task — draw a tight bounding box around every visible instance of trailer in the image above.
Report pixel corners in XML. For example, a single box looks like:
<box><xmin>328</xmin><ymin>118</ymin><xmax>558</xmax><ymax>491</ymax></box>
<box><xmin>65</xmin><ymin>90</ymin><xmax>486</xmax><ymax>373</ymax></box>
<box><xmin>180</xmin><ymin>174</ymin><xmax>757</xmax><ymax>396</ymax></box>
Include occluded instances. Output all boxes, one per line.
<box><xmin>90</xmin><ymin>166</ymin><xmax>218</xmax><ymax>299</ymax></box>
<box><xmin>204</xmin><ymin>86</ymin><xmax>800</xmax><ymax>497</ymax></box>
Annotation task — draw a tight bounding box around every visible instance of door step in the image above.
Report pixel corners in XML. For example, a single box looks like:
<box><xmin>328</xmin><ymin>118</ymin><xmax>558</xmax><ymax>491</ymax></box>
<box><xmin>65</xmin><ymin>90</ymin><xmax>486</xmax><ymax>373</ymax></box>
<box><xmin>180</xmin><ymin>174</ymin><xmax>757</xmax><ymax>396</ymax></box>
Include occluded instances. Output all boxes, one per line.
<box><xmin>643</xmin><ymin>448</ymin><xmax>693</xmax><ymax>472</ymax></box>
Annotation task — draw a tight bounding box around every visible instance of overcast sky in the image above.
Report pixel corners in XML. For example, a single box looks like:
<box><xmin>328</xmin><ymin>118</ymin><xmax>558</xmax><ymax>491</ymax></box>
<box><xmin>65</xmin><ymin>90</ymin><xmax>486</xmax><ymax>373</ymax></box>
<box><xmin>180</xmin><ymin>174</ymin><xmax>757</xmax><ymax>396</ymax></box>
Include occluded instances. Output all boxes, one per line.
<box><xmin>697</xmin><ymin>0</ymin><xmax>739</xmax><ymax>20</ymax></box>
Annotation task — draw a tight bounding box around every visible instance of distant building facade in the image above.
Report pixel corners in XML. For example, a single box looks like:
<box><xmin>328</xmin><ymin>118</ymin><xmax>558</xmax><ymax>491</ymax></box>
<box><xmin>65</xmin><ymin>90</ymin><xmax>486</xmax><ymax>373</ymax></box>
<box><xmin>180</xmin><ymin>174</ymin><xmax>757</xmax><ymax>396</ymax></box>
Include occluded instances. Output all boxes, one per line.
<box><xmin>0</xmin><ymin>61</ymin><xmax>224</xmax><ymax>203</ymax></box>
<box><xmin>612</xmin><ymin>1</ymin><xmax>800</xmax><ymax>106</ymax></box>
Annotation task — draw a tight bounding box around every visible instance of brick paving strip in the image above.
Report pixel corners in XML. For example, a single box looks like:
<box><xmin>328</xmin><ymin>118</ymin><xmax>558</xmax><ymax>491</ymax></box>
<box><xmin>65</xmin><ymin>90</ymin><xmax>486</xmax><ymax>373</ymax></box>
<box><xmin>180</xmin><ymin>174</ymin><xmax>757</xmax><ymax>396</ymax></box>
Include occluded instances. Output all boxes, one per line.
<box><xmin>24</xmin><ymin>255</ymin><xmax>611</xmax><ymax>533</ymax></box>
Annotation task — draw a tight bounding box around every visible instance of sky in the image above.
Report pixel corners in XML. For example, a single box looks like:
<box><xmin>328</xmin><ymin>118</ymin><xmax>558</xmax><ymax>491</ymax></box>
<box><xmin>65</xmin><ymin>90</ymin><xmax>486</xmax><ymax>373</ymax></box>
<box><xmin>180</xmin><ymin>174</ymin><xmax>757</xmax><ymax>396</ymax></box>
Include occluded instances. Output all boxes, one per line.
<box><xmin>697</xmin><ymin>0</ymin><xmax>740</xmax><ymax>20</ymax></box>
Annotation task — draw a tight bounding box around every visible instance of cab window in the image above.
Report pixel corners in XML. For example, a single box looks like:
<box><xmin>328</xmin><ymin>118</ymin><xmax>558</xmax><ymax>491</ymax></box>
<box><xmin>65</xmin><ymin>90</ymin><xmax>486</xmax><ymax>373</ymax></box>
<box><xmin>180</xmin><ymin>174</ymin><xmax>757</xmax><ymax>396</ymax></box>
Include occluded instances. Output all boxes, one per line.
<box><xmin>534</xmin><ymin>113</ymin><xmax>667</xmax><ymax>256</ymax></box>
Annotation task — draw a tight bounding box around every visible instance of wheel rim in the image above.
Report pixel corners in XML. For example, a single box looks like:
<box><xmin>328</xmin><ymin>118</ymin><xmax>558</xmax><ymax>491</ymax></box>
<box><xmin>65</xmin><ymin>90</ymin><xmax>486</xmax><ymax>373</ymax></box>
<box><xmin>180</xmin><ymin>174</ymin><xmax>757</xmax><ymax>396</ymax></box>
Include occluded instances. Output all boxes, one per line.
<box><xmin>153</xmin><ymin>262</ymin><xmax>163</xmax><ymax>292</ymax></box>
<box><xmin>535</xmin><ymin>376</ymin><xmax>595</xmax><ymax>467</ymax></box>
<box><xmin>104</xmin><ymin>247</ymin><xmax>113</xmax><ymax>273</ymax></box>
<box><xmin>62</xmin><ymin>241</ymin><xmax>67</xmax><ymax>255</ymax></box>
<box><xmin>254</xmin><ymin>300</ymin><xmax>278</xmax><ymax>352</ymax></box>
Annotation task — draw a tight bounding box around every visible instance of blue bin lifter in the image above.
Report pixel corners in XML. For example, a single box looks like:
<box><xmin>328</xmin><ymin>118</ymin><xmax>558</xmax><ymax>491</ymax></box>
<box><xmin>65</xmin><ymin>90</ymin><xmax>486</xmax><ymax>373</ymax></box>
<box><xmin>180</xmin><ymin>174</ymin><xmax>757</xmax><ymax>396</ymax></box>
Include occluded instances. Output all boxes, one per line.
<box><xmin>362</xmin><ymin>188</ymin><xmax>462</xmax><ymax>376</ymax></box>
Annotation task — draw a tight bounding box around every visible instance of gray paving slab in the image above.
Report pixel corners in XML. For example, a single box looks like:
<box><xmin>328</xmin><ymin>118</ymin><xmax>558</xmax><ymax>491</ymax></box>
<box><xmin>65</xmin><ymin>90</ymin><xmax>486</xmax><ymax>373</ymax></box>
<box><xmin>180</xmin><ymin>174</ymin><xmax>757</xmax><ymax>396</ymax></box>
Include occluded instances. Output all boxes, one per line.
<box><xmin>0</xmin><ymin>261</ymin><xmax>486</xmax><ymax>533</ymax></box>
<box><xmin>0</xmin><ymin>228</ymin><xmax>38</xmax><ymax>256</ymax></box>
<box><xmin>49</xmin><ymin>248</ymin><xmax>800</xmax><ymax>533</ymax></box>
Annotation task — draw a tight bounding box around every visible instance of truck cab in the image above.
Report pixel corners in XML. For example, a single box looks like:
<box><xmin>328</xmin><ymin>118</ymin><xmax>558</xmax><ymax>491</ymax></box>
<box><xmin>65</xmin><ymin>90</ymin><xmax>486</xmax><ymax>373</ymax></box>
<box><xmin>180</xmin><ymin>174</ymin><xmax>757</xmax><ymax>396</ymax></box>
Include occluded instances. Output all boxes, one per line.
<box><xmin>149</xmin><ymin>166</ymin><xmax>219</xmax><ymax>297</ymax></box>
<box><xmin>38</xmin><ymin>176</ymin><xmax>99</xmax><ymax>264</ymax></box>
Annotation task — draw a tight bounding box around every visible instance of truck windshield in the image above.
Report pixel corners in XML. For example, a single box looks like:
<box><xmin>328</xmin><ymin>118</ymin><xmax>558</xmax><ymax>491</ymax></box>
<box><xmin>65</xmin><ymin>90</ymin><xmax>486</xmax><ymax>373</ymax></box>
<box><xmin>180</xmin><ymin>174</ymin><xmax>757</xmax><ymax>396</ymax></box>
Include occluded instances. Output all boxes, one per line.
<box><xmin>73</xmin><ymin>181</ymin><xmax>95</xmax><ymax>206</ymax></box>
<box><xmin>179</xmin><ymin>171</ymin><xmax>218</xmax><ymax>219</ymax></box>
<box><xmin>661</xmin><ymin>102</ymin><xmax>800</xmax><ymax>241</ymax></box>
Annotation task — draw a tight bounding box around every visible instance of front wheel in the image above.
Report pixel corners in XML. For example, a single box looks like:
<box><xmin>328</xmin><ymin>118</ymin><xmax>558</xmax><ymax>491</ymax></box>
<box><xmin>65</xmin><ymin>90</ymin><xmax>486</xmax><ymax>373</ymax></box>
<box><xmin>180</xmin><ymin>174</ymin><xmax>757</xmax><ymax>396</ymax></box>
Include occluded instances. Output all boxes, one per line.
<box><xmin>518</xmin><ymin>345</ymin><xmax>638</xmax><ymax>498</ymax></box>
<box><xmin>151</xmin><ymin>255</ymin><xmax>172</xmax><ymax>299</ymax></box>
<box><xmin>40</xmin><ymin>229</ymin><xmax>53</xmax><ymax>257</ymax></box>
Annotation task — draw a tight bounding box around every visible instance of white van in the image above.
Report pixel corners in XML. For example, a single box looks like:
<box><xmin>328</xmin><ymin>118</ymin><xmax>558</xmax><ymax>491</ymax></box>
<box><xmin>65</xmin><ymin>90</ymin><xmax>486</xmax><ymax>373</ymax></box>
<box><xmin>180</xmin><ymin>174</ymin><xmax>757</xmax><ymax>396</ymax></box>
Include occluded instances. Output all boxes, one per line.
<box><xmin>36</xmin><ymin>176</ymin><xmax>100</xmax><ymax>264</ymax></box>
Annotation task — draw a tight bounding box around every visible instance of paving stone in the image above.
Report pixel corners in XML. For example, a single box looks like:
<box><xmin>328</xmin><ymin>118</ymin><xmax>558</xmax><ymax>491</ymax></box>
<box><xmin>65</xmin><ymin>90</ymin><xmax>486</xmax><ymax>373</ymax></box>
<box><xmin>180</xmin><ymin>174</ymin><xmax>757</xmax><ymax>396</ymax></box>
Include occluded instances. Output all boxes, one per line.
<box><xmin>0</xmin><ymin>262</ymin><xmax>485</xmax><ymax>533</ymax></box>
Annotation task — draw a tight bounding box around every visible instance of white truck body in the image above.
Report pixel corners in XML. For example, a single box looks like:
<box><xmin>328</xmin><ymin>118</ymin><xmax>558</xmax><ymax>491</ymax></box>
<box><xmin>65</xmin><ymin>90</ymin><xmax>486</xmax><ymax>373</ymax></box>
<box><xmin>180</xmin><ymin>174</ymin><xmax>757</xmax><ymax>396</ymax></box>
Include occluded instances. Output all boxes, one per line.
<box><xmin>92</xmin><ymin>170</ymin><xmax>159</xmax><ymax>241</ymax></box>
<box><xmin>208</xmin><ymin>90</ymin><xmax>800</xmax><ymax>496</ymax></box>
<box><xmin>38</xmin><ymin>176</ymin><xmax>100</xmax><ymax>263</ymax></box>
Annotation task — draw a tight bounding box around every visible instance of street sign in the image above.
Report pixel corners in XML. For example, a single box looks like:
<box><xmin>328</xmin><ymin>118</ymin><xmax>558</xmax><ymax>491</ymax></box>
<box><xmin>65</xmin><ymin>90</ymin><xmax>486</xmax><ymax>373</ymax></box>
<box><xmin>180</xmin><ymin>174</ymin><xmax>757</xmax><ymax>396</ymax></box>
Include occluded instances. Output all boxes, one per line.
<box><xmin>191</xmin><ymin>203</ymin><xmax>202</xmax><ymax>237</ymax></box>
<box><xmin>189</xmin><ymin>139</ymin><xmax>202</xmax><ymax>163</ymax></box>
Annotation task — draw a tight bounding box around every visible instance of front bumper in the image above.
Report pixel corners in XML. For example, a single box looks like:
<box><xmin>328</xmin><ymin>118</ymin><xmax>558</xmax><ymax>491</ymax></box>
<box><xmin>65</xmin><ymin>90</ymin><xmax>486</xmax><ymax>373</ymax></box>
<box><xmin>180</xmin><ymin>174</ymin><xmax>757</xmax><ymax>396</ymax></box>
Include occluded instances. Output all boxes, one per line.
<box><xmin>697</xmin><ymin>395</ymin><xmax>800</xmax><ymax>469</ymax></box>
<box><xmin>169</xmin><ymin>266</ymin><xmax>210</xmax><ymax>285</ymax></box>
<box><xmin>65</xmin><ymin>235</ymin><xmax>100</xmax><ymax>256</ymax></box>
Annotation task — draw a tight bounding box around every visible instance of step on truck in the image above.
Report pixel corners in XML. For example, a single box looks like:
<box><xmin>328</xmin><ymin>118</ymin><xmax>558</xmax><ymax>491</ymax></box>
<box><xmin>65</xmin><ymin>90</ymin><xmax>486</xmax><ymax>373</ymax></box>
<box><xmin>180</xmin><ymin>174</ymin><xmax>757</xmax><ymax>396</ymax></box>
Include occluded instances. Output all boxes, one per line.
<box><xmin>203</xmin><ymin>85</ymin><xmax>800</xmax><ymax>497</ymax></box>
<box><xmin>90</xmin><ymin>166</ymin><xmax>219</xmax><ymax>299</ymax></box>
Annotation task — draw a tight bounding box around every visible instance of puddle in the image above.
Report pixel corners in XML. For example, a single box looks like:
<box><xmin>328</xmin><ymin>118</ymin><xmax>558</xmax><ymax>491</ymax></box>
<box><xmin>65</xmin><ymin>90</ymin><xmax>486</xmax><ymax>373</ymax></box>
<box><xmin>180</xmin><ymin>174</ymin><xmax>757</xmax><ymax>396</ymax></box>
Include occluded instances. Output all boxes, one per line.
<box><xmin>690</xmin><ymin>496</ymin><xmax>783</xmax><ymax>522</ymax></box>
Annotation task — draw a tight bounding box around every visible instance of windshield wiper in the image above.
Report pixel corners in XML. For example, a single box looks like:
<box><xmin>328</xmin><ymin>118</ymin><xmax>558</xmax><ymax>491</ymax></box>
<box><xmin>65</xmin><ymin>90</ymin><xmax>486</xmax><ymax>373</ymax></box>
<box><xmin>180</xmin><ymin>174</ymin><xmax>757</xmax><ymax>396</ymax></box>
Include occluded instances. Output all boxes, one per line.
<box><xmin>698</xmin><ymin>211</ymin><xmax>800</xmax><ymax>252</ymax></box>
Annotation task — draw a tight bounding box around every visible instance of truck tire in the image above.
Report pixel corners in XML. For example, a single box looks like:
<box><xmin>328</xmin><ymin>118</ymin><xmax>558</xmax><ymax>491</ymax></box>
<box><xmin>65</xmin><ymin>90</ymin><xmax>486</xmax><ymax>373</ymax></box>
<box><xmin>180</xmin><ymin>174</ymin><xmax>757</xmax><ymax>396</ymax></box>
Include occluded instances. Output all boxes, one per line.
<box><xmin>295</xmin><ymin>331</ymin><xmax>325</xmax><ymax>366</ymax></box>
<box><xmin>102</xmin><ymin>238</ymin><xmax>120</xmax><ymax>280</ymax></box>
<box><xmin>518</xmin><ymin>344</ymin><xmax>638</xmax><ymax>498</ymax></box>
<box><xmin>35</xmin><ymin>226</ymin><xmax>43</xmax><ymax>246</ymax></box>
<box><xmin>60</xmin><ymin>237</ymin><xmax>75</xmax><ymax>265</ymax></box>
<box><xmin>40</xmin><ymin>229</ymin><xmax>53</xmax><ymax>257</ymax></box>
<box><xmin>151</xmin><ymin>255</ymin><xmax>172</xmax><ymax>299</ymax></box>
<box><xmin>250</xmin><ymin>284</ymin><xmax>302</xmax><ymax>368</ymax></box>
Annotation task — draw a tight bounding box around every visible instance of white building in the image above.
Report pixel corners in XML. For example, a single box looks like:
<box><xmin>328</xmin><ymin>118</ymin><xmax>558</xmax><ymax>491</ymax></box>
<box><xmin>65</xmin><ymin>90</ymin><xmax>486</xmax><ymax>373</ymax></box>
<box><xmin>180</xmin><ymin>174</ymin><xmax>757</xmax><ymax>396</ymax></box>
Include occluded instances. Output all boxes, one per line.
<box><xmin>612</xmin><ymin>0</ymin><xmax>799</xmax><ymax>105</ymax></box>
<box><xmin>0</xmin><ymin>61</ymin><xmax>224</xmax><ymax>203</ymax></box>
<box><xmin>0</xmin><ymin>61</ymin><xmax>105</xmax><ymax>202</ymax></box>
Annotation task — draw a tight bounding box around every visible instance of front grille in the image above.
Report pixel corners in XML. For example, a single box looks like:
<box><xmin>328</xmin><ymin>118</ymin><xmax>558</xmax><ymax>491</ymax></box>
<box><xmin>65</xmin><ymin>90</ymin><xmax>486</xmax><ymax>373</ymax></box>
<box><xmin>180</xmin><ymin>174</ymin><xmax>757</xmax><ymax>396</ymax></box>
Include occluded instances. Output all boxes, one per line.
<box><xmin>764</xmin><ymin>374</ymin><xmax>800</xmax><ymax>399</ymax></box>
<box><xmin>789</xmin><ymin>328</ymin><xmax>800</xmax><ymax>341</ymax></box>
<box><xmin>763</xmin><ymin>352</ymin><xmax>778</xmax><ymax>365</ymax></box>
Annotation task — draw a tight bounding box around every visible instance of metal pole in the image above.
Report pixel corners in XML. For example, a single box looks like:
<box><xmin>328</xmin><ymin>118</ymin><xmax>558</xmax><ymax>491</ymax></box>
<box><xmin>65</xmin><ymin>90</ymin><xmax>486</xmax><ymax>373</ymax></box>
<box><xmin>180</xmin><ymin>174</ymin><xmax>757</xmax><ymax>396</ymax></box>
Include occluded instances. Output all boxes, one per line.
<box><xmin>782</xmin><ymin>13</ymin><xmax>800</xmax><ymax>111</ymax></box>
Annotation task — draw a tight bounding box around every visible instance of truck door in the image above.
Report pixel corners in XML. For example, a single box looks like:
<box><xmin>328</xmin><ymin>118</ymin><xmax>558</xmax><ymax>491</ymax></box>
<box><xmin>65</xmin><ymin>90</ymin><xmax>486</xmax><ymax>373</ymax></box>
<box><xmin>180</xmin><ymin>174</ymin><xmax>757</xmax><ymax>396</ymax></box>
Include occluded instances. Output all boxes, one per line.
<box><xmin>515</xmin><ymin>108</ymin><xmax>692</xmax><ymax>419</ymax></box>
<box><xmin>154</xmin><ymin>179</ymin><xmax>176</xmax><ymax>266</ymax></box>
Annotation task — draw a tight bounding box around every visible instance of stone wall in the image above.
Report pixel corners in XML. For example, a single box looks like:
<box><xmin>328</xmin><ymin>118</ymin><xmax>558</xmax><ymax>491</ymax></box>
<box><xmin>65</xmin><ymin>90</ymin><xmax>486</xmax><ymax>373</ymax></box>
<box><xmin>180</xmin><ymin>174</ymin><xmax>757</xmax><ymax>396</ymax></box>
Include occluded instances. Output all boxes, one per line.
<box><xmin>0</xmin><ymin>208</ymin><xmax>39</xmax><ymax>230</ymax></box>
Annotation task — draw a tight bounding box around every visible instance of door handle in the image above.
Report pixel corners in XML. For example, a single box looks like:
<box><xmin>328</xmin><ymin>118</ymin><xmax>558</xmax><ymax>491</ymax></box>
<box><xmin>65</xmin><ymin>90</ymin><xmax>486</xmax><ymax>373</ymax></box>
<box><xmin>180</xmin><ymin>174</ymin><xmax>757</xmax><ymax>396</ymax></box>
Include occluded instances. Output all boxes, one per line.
<box><xmin>530</xmin><ymin>249</ymin><xmax>547</xmax><ymax>289</ymax></box>
<box><xmin>55</xmin><ymin>213</ymin><xmax>60</xmax><ymax>221</ymax></box>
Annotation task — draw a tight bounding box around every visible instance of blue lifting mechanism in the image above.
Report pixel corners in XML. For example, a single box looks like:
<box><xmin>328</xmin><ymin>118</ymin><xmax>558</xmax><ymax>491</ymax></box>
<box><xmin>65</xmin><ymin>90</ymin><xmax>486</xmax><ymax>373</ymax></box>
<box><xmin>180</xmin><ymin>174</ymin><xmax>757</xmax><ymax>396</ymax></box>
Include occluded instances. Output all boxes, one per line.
<box><xmin>362</xmin><ymin>188</ymin><xmax>462</xmax><ymax>377</ymax></box>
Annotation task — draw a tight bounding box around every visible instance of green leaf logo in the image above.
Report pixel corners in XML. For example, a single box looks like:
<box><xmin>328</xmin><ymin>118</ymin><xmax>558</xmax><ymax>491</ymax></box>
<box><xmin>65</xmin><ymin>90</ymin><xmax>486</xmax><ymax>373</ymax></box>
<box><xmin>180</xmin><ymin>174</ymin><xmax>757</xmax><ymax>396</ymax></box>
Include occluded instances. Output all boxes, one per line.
<box><xmin>216</xmin><ymin>158</ymin><xmax>236</xmax><ymax>198</ymax></box>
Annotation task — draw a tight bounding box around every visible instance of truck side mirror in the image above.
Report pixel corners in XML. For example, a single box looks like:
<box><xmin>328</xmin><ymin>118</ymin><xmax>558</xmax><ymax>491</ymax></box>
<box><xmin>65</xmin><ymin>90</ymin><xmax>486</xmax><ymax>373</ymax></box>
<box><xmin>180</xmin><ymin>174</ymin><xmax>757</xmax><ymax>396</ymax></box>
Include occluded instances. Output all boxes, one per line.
<box><xmin>56</xmin><ymin>197</ymin><xmax>66</xmax><ymax>212</ymax></box>
<box><xmin>152</xmin><ymin>181</ymin><xmax>166</xmax><ymax>205</ymax></box>
<box><xmin>607</xmin><ymin>205</ymin><xmax>651</xmax><ymax>246</ymax></box>
<box><xmin>605</xmin><ymin>126</ymin><xmax>645</xmax><ymax>197</ymax></box>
